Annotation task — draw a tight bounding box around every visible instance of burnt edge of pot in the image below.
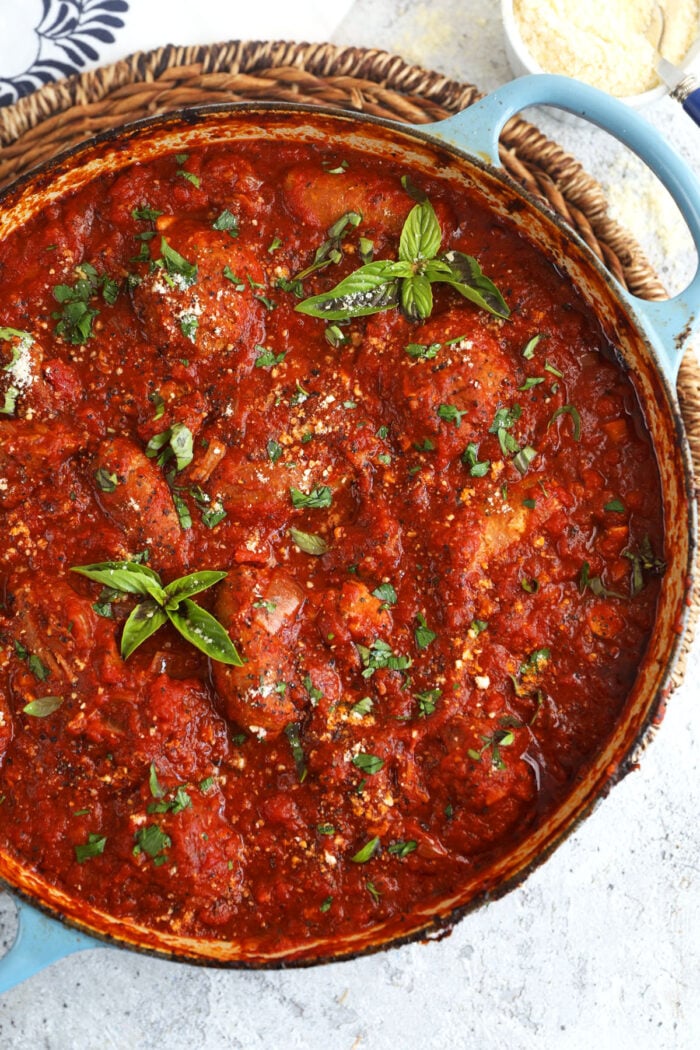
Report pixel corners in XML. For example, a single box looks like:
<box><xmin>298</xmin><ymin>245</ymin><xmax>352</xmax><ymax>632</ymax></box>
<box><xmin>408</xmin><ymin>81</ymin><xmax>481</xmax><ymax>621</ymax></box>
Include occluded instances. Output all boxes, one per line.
<box><xmin>0</xmin><ymin>100</ymin><xmax>696</xmax><ymax>971</ymax></box>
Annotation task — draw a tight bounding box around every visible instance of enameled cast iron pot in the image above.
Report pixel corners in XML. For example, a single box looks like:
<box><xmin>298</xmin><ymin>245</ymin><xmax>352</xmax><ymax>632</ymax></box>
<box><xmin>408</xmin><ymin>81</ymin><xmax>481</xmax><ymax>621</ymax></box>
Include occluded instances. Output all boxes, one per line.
<box><xmin>0</xmin><ymin>75</ymin><xmax>697</xmax><ymax>990</ymax></box>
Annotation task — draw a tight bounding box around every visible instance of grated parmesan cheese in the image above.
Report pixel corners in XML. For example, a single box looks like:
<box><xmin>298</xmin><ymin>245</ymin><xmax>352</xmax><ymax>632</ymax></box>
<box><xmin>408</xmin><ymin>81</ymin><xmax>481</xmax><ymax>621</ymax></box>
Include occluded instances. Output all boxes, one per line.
<box><xmin>513</xmin><ymin>0</ymin><xmax>699</xmax><ymax>96</ymax></box>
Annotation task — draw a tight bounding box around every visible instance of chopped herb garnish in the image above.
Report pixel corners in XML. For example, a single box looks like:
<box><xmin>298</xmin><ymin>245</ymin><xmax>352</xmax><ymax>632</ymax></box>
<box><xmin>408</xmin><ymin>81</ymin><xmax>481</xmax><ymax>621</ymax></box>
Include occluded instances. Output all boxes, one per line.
<box><xmin>223</xmin><ymin>266</ymin><xmax>245</xmax><ymax>288</ymax></box>
<box><xmin>317</xmin><ymin>824</ymin><xmax>336</xmax><ymax>836</ymax></box>
<box><xmin>357</xmin><ymin>639</ymin><xmax>412</xmax><ymax>678</ymax></box>
<box><xmin>132</xmin><ymin>205</ymin><xmax>163</xmax><ymax>222</ymax></box>
<box><xmin>268</xmin><ymin>237</ymin><xmax>282</xmax><ymax>253</ymax></box>
<box><xmin>284</xmin><ymin>723</ymin><xmax>307</xmax><ymax>782</ymax></box>
<box><xmin>95</xmin><ymin>467</ymin><xmax>118</xmax><ymax>492</ymax></box>
<box><xmin>159</xmin><ymin>238</ymin><xmax>197</xmax><ymax>286</ymax></box>
<box><xmin>1</xmin><ymin>386</ymin><xmax>19</xmax><ymax>415</ymax></box>
<box><xmin>75</xmin><ymin>833</ymin><xmax>107</xmax><ymax>864</ymax></box>
<box><xmin>623</xmin><ymin>536</ymin><xmax>665</xmax><ymax>596</ymax></box>
<box><xmin>366</xmin><ymin>881</ymin><xmax>381</xmax><ymax>902</ymax></box>
<box><xmin>604</xmin><ymin>498</ymin><xmax>625</xmax><ymax>513</ymax></box>
<box><xmin>544</xmin><ymin>360</ymin><xmax>563</xmax><ymax>378</ymax></box>
<box><xmin>52</xmin><ymin>263</ymin><xmax>118</xmax><ymax>344</ymax></box>
<box><xmin>179</xmin><ymin>313</ymin><xmax>199</xmax><ymax>343</ymax></box>
<box><xmin>350</xmin><ymin>837</ymin><xmax>380</xmax><ymax>863</ymax></box>
<box><xmin>320</xmin><ymin>896</ymin><xmax>333</xmax><ymax>912</ymax></box>
<box><xmin>437</xmin><ymin>403</ymin><xmax>467</xmax><ymax>428</ymax></box>
<box><xmin>290</xmin><ymin>485</ymin><xmax>333</xmax><ymax>509</ymax></box>
<box><xmin>520</xmin><ymin>576</ymin><xmax>539</xmax><ymax>593</ymax></box>
<box><xmin>254</xmin><ymin>345</ymin><xmax>286</xmax><ymax>368</ymax></box>
<box><xmin>462</xmin><ymin>442</ymin><xmax>490</xmax><ymax>477</ymax></box>
<box><xmin>414</xmin><ymin>613</ymin><xmax>437</xmax><ymax>650</ymax></box>
<box><xmin>352</xmin><ymin>753</ymin><xmax>384</xmax><ymax>775</ymax></box>
<box><xmin>145</xmin><ymin>422</ymin><xmax>193</xmax><ymax>472</ymax></box>
<box><xmin>304</xmin><ymin>675</ymin><xmax>323</xmax><ymax>704</ymax></box>
<box><xmin>578</xmin><ymin>561</ymin><xmax>626</xmax><ymax>599</ymax></box>
<box><xmin>388</xmin><ymin>840</ymin><xmax>417</xmax><ymax>857</ymax></box>
<box><xmin>28</xmin><ymin>654</ymin><xmax>49</xmax><ymax>681</ymax></box>
<box><xmin>549</xmin><ymin>404</ymin><xmax>582</xmax><ymax>441</ymax></box>
<box><xmin>267</xmin><ymin>438</ymin><xmax>283</xmax><ymax>463</ymax></box>
<box><xmin>518</xmin><ymin>377</ymin><xmax>545</xmax><ymax>391</ymax></box>
<box><xmin>513</xmin><ymin>445</ymin><xmax>537</xmax><ymax>475</ymax></box>
<box><xmin>415</xmin><ymin>687</ymin><xmax>441</xmax><ymax>717</ymax></box>
<box><xmin>350</xmin><ymin>696</ymin><xmax>373</xmax><ymax>716</ymax></box>
<box><xmin>372</xmin><ymin>582</ymin><xmax>397</xmax><ymax>606</ymax></box>
<box><xmin>522</xmin><ymin>498</ymin><xmax>536</xmax><ymax>510</ymax></box>
<box><xmin>133</xmin><ymin>824</ymin><xmax>171</xmax><ymax>861</ymax></box>
<box><xmin>470</xmin><ymin>619</ymin><xmax>488</xmax><ymax>634</ymax></box>
<box><xmin>212</xmin><ymin>210</ymin><xmax>239</xmax><ymax>237</ymax></box>
<box><xmin>468</xmin><ymin>728</ymin><xmax>515</xmax><ymax>770</ymax></box>
<box><xmin>325</xmin><ymin>324</ymin><xmax>349</xmax><ymax>348</ymax></box>
<box><xmin>522</xmin><ymin>334</ymin><xmax>543</xmax><ymax>359</ymax></box>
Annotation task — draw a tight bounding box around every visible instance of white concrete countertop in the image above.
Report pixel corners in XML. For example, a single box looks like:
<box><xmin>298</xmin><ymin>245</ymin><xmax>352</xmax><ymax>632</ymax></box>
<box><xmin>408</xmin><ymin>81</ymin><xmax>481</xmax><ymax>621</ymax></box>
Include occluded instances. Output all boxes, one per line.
<box><xmin>0</xmin><ymin>2</ymin><xmax>698</xmax><ymax>1047</ymax></box>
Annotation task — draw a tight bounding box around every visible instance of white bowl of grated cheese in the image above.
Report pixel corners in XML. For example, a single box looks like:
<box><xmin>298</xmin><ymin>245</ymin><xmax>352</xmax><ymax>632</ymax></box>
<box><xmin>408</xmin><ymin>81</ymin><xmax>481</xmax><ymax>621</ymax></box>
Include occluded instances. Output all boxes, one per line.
<box><xmin>502</xmin><ymin>0</ymin><xmax>699</xmax><ymax>109</ymax></box>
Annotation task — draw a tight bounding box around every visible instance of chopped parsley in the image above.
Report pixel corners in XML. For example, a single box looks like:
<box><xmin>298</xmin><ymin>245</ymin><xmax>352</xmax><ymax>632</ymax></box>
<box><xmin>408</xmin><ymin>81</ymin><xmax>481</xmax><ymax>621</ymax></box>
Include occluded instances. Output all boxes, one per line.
<box><xmin>357</xmin><ymin>639</ymin><xmax>412</xmax><ymax>678</ymax></box>
<box><xmin>351</xmin><ymin>753</ymin><xmax>384</xmax><ymax>775</ymax></box>
<box><xmin>290</xmin><ymin>485</ymin><xmax>332</xmax><ymax>509</ymax></box>
<box><xmin>212</xmin><ymin>210</ymin><xmax>239</xmax><ymax>236</ymax></box>
<box><xmin>74</xmin><ymin>833</ymin><xmax>107</xmax><ymax>864</ymax></box>
<box><xmin>414</xmin><ymin>613</ymin><xmax>437</xmax><ymax>650</ymax></box>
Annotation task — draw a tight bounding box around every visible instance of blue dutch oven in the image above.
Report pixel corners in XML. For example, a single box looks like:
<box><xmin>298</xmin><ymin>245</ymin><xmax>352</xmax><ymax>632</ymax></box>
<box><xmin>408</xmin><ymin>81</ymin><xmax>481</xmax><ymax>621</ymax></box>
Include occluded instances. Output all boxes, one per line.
<box><xmin>0</xmin><ymin>75</ymin><xmax>697</xmax><ymax>989</ymax></box>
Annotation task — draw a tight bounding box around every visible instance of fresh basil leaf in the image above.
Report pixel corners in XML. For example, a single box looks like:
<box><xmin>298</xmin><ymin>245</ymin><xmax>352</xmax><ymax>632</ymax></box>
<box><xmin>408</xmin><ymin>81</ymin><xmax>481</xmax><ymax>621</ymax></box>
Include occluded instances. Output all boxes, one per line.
<box><xmin>295</xmin><ymin>261</ymin><xmax>402</xmax><ymax>320</ymax></box>
<box><xmin>289</xmin><ymin>527</ymin><xmax>329</xmax><ymax>555</ymax></box>
<box><xmin>398</xmin><ymin>199</ymin><xmax>441</xmax><ymax>263</ymax></box>
<box><xmin>400</xmin><ymin>274</ymin><xmax>433</xmax><ymax>320</ymax></box>
<box><xmin>163</xmin><ymin>569</ymin><xmax>228</xmax><ymax>607</ymax></box>
<box><xmin>23</xmin><ymin>696</ymin><xmax>63</xmax><ymax>717</ymax></box>
<box><xmin>167</xmin><ymin>599</ymin><xmax>243</xmax><ymax>665</ymax></box>
<box><xmin>71</xmin><ymin>561</ymin><xmax>165</xmax><ymax>598</ymax></box>
<box><xmin>121</xmin><ymin>600</ymin><xmax>168</xmax><ymax>659</ymax></box>
<box><xmin>439</xmin><ymin>250</ymin><xmax>510</xmax><ymax>319</ymax></box>
<box><xmin>604</xmin><ymin>498</ymin><xmax>625</xmax><ymax>513</ymax></box>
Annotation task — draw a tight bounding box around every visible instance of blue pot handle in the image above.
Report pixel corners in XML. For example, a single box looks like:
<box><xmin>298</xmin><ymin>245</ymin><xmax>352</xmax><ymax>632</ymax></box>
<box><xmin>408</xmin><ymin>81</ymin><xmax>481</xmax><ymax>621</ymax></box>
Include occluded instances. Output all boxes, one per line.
<box><xmin>418</xmin><ymin>74</ymin><xmax>700</xmax><ymax>384</ymax></box>
<box><xmin>0</xmin><ymin>896</ymin><xmax>103</xmax><ymax>995</ymax></box>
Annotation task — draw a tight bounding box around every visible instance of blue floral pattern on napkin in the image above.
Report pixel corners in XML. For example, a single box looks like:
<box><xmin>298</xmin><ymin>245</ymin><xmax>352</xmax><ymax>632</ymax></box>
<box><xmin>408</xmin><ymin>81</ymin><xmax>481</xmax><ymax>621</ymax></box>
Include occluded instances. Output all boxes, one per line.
<box><xmin>0</xmin><ymin>0</ymin><xmax>129</xmax><ymax>106</ymax></box>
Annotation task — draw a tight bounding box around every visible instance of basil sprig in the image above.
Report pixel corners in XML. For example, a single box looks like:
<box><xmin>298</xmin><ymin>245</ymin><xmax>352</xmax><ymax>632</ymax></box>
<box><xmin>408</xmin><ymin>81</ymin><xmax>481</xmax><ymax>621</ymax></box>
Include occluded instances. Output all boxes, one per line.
<box><xmin>296</xmin><ymin>193</ymin><xmax>509</xmax><ymax>322</ymax></box>
<box><xmin>71</xmin><ymin>560</ymin><xmax>242</xmax><ymax>665</ymax></box>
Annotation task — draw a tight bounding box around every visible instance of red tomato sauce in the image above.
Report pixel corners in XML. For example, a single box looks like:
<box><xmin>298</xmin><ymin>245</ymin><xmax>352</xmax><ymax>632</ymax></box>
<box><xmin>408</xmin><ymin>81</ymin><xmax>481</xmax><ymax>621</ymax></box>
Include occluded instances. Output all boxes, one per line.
<box><xmin>0</xmin><ymin>139</ymin><xmax>664</xmax><ymax>954</ymax></box>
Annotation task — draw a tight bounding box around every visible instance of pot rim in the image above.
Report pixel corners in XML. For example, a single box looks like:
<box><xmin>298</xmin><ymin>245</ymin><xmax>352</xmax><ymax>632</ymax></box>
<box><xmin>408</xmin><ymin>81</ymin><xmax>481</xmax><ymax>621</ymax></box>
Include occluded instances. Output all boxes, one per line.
<box><xmin>0</xmin><ymin>99</ymin><xmax>696</xmax><ymax>971</ymax></box>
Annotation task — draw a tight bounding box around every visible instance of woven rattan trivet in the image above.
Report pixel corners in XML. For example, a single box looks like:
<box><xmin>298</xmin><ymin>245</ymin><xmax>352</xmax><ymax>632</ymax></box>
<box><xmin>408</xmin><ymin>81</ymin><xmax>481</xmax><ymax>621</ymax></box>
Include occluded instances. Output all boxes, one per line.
<box><xmin>0</xmin><ymin>38</ymin><xmax>697</xmax><ymax>681</ymax></box>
